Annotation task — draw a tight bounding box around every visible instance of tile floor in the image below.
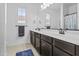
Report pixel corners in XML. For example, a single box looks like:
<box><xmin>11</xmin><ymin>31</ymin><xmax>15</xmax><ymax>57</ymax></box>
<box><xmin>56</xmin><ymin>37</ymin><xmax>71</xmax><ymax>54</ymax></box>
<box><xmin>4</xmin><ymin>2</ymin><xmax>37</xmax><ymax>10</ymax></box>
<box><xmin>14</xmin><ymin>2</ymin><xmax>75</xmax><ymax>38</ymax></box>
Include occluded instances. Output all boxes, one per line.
<box><xmin>7</xmin><ymin>43</ymin><xmax>39</xmax><ymax>56</ymax></box>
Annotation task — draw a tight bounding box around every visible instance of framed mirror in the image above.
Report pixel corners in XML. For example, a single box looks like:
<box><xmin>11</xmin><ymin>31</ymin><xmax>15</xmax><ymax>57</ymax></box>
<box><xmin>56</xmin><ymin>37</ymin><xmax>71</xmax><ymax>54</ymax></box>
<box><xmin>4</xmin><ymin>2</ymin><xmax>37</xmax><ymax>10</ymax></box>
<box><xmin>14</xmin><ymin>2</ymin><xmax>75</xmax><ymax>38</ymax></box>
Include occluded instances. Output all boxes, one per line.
<box><xmin>40</xmin><ymin>3</ymin><xmax>61</xmax><ymax>29</ymax></box>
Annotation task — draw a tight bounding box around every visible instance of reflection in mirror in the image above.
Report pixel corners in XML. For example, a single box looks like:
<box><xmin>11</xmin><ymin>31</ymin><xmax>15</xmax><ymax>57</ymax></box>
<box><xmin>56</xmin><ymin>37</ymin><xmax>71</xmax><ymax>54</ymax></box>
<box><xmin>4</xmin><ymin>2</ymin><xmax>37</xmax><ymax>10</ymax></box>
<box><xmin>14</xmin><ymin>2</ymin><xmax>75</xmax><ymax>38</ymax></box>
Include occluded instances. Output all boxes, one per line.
<box><xmin>50</xmin><ymin>3</ymin><xmax>61</xmax><ymax>29</ymax></box>
<box><xmin>64</xmin><ymin>13</ymin><xmax>77</xmax><ymax>30</ymax></box>
<box><xmin>45</xmin><ymin>13</ymin><xmax>51</xmax><ymax>29</ymax></box>
<box><xmin>63</xmin><ymin>3</ymin><xmax>78</xmax><ymax>30</ymax></box>
<box><xmin>40</xmin><ymin>3</ymin><xmax>61</xmax><ymax>29</ymax></box>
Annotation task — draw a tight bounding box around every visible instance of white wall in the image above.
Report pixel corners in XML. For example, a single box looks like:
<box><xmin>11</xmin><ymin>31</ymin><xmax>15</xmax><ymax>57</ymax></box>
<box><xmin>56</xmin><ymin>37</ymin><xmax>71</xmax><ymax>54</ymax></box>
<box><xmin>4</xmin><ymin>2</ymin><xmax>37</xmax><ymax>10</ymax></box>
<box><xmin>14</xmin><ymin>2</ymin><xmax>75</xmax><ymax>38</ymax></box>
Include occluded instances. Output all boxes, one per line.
<box><xmin>7</xmin><ymin>3</ymin><xmax>28</xmax><ymax>46</ymax></box>
<box><xmin>7</xmin><ymin>3</ymin><xmax>42</xmax><ymax>46</ymax></box>
<box><xmin>0</xmin><ymin>3</ymin><xmax>5</xmax><ymax>56</ymax></box>
<box><xmin>77</xmin><ymin>4</ymin><xmax>79</xmax><ymax>29</ymax></box>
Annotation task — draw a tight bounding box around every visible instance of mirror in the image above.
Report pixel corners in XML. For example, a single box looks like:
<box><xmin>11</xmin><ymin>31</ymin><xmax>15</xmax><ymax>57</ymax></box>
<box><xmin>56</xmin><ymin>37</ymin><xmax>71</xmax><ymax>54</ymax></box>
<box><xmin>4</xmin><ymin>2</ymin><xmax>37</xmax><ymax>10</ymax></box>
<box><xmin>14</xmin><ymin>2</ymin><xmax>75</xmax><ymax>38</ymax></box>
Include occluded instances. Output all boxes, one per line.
<box><xmin>45</xmin><ymin>13</ymin><xmax>51</xmax><ymax>29</ymax></box>
<box><xmin>44</xmin><ymin>3</ymin><xmax>61</xmax><ymax>29</ymax></box>
<box><xmin>63</xmin><ymin>3</ymin><xmax>78</xmax><ymax>30</ymax></box>
<box><xmin>40</xmin><ymin>3</ymin><xmax>79</xmax><ymax>30</ymax></box>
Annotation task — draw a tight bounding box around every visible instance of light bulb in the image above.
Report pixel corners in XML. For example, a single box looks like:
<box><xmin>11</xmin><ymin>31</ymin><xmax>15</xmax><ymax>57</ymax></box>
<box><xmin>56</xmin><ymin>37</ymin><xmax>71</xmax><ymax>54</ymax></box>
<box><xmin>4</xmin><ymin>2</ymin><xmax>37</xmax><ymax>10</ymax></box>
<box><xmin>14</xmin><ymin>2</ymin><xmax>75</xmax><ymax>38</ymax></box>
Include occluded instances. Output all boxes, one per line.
<box><xmin>41</xmin><ymin>3</ymin><xmax>53</xmax><ymax>10</ymax></box>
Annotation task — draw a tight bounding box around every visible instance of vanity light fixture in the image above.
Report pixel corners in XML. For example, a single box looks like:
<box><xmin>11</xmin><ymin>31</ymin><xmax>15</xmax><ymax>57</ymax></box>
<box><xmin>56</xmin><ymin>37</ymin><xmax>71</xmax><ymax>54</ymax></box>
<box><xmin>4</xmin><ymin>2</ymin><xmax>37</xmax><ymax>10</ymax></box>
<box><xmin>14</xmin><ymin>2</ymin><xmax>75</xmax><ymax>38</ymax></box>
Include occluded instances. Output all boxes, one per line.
<box><xmin>41</xmin><ymin>3</ymin><xmax>53</xmax><ymax>10</ymax></box>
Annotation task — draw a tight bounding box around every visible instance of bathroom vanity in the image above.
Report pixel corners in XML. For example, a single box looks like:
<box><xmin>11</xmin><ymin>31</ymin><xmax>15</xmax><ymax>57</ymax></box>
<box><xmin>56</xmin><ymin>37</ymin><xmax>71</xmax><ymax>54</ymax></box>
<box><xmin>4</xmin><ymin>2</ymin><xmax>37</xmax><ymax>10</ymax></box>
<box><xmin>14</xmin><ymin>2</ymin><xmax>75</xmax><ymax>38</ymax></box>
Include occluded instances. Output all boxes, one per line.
<box><xmin>29</xmin><ymin>4</ymin><xmax>79</xmax><ymax>56</ymax></box>
<box><xmin>30</xmin><ymin>29</ymin><xmax>79</xmax><ymax>56</ymax></box>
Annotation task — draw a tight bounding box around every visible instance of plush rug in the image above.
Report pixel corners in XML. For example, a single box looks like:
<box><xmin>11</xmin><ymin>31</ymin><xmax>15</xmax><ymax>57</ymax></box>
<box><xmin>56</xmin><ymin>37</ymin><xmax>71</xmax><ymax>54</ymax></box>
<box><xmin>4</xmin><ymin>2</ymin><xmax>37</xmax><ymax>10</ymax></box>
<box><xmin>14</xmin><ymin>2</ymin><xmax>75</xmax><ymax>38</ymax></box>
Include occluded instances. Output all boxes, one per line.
<box><xmin>16</xmin><ymin>49</ymin><xmax>34</xmax><ymax>56</ymax></box>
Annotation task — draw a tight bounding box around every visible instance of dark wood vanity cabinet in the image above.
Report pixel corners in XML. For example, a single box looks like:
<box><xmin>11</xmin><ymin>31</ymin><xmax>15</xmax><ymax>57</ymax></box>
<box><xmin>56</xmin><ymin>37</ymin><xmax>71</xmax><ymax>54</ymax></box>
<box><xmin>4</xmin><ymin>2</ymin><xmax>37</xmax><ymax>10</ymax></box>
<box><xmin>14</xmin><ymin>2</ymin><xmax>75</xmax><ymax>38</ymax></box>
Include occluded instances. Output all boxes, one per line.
<box><xmin>54</xmin><ymin>39</ymin><xmax>75</xmax><ymax>56</ymax></box>
<box><xmin>30</xmin><ymin>31</ymin><xmax>77</xmax><ymax>56</ymax></box>
<box><xmin>41</xmin><ymin>40</ymin><xmax>52</xmax><ymax>56</ymax></box>
<box><xmin>41</xmin><ymin>35</ymin><xmax>53</xmax><ymax>44</ymax></box>
<box><xmin>41</xmin><ymin>35</ymin><xmax>53</xmax><ymax>56</ymax></box>
<box><xmin>30</xmin><ymin>31</ymin><xmax>32</xmax><ymax>44</ymax></box>
<box><xmin>76</xmin><ymin>45</ymin><xmax>79</xmax><ymax>56</ymax></box>
<box><xmin>35</xmin><ymin>33</ymin><xmax>41</xmax><ymax>54</ymax></box>
<box><xmin>30</xmin><ymin>31</ymin><xmax>35</xmax><ymax>47</ymax></box>
<box><xmin>53</xmin><ymin>46</ymin><xmax>70</xmax><ymax>56</ymax></box>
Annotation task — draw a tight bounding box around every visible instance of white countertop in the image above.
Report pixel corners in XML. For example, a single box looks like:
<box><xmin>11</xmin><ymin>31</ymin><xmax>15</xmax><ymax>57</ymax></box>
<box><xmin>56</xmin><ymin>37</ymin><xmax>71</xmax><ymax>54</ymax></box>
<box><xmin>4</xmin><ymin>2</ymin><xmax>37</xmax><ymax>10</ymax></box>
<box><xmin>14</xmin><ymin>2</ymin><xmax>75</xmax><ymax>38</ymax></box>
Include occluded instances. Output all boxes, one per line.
<box><xmin>30</xmin><ymin>29</ymin><xmax>79</xmax><ymax>45</ymax></box>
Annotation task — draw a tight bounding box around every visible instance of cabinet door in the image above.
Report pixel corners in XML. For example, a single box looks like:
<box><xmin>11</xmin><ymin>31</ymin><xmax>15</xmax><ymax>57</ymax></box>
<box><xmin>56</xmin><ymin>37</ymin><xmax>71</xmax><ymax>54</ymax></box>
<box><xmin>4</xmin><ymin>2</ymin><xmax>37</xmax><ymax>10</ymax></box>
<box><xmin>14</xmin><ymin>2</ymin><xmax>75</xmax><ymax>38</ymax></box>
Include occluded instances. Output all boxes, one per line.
<box><xmin>35</xmin><ymin>37</ymin><xmax>41</xmax><ymax>54</ymax></box>
<box><xmin>35</xmin><ymin>33</ymin><xmax>40</xmax><ymax>38</ymax></box>
<box><xmin>53</xmin><ymin>46</ymin><xmax>70</xmax><ymax>56</ymax></box>
<box><xmin>41</xmin><ymin>35</ymin><xmax>52</xmax><ymax>44</ymax></box>
<box><xmin>30</xmin><ymin>31</ymin><xmax>35</xmax><ymax>47</ymax></box>
<box><xmin>55</xmin><ymin>39</ymin><xmax>75</xmax><ymax>55</ymax></box>
<box><xmin>33</xmin><ymin>32</ymin><xmax>35</xmax><ymax>47</ymax></box>
<box><xmin>41</xmin><ymin>40</ymin><xmax>52</xmax><ymax>56</ymax></box>
<box><xmin>30</xmin><ymin>31</ymin><xmax>32</xmax><ymax>44</ymax></box>
<box><xmin>76</xmin><ymin>45</ymin><xmax>79</xmax><ymax>56</ymax></box>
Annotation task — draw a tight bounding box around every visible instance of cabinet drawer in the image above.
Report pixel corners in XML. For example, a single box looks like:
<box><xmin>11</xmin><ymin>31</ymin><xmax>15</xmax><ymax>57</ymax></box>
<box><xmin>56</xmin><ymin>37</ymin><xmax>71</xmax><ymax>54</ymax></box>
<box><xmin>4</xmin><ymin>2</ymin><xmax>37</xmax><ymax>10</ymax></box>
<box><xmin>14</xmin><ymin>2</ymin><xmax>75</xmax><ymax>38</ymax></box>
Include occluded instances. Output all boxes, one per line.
<box><xmin>53</xmin><ymin>46</ymin><xmax>70</xmax><ymax>56</ymax></box>
<box><xmin>41</xmin><ymin>35</ymin><xmax>52</xmax><ymax>44</ymax></box>
<box><xmin>55</xmin><ymin>39</ymin><xmax>75</xmax><ymax>55</ymax></box>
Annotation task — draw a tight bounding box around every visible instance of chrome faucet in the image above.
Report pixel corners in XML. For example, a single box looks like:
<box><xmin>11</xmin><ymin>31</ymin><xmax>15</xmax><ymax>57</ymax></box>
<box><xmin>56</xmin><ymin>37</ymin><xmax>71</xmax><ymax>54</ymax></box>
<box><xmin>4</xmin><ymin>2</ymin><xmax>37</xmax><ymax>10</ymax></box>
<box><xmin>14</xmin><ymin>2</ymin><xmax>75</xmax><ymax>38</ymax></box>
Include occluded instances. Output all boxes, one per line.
<box><xmin>59</xmin><ymin>28</ymin><xmax>65</xmax><ymax>34</ymax></box>
<box><xmin>35</xmin><ymin>28</ymin><xmax>41</xmax><ymax>31</ymax></box>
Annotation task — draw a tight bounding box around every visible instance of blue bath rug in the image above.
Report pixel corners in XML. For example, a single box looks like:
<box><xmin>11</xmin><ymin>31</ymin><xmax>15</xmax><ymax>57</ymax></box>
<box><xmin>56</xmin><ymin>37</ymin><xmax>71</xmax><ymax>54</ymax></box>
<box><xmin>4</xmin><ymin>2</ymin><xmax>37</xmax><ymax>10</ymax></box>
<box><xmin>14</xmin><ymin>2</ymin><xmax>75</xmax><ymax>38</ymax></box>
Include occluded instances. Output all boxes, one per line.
<box><xmin>16</xmin><ymin>49</ymin><xmax>33</xmax><ymax>56</ymax></box>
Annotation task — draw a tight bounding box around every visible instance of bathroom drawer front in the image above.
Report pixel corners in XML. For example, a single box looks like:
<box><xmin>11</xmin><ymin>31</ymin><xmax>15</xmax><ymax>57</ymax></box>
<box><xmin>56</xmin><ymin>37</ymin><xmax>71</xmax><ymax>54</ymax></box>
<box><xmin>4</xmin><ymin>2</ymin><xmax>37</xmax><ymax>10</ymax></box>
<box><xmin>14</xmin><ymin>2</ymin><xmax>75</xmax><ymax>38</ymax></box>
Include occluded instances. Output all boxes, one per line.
<box><xmin>55</xmin><ymin>39</ymin><xmax>75</xmax><ymax>55</ymax></box>
<box><xmin>41</xmin><ymin>35</ymin><xmax>52</xmax><ymax>44</ymax></box>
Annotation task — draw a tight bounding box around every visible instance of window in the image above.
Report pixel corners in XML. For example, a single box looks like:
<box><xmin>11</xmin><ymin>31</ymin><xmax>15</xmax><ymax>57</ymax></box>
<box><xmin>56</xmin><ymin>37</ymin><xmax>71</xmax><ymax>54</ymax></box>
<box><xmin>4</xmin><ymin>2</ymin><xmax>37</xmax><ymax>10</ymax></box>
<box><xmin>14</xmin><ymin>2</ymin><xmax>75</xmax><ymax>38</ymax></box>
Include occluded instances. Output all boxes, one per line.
<box><xmin>18</xmin><ymin>8</ymin><xmax>26</xmax><ymax>16</ymax></box>
<box><xmin>17</xmin><ymin>8</ymin><xmax>26</xmax><ymax>24</ymax></box>
<box><xmin>65</xmin><ymin>13</ymin><xmax>77</xmax><ymax>30</ymax></box>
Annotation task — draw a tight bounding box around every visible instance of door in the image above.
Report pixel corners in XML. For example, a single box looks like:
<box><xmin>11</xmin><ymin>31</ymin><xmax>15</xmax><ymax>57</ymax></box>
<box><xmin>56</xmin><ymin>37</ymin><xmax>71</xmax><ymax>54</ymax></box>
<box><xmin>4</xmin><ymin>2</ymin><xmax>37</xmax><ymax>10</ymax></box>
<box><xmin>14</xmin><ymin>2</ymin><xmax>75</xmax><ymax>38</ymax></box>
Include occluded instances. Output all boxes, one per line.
<box><xmin>35</xmin><ymin>37</ymin><xmax>41</xmax><ymax>54</ymax></box>
<box><xmin>30</xmin><ymin>31</ymin><xmax>35</xmax><ymax>47</ymax></box>
<box><xmin>30</xmin><ymin>31</ymin><xmax>32</xmax><ymax>44</ymax></box>
<box><xmin>76</xmin><ymin>45</ymin><xmax>79</xmax><ymax>56</ymax></box>
<box><xmin>53</xmin><ymin>46</ymin><xmax>70</xmax><ymax>56</ymax></box>
<box><xmin>41</xmin><ymin>40</ymin><xmax>52</xmax><ymax>56</ymax></box>
<box><xmin>53</xmin><ymin>39</ymin><xmax>75</xmax><ymax>56</ymax></box>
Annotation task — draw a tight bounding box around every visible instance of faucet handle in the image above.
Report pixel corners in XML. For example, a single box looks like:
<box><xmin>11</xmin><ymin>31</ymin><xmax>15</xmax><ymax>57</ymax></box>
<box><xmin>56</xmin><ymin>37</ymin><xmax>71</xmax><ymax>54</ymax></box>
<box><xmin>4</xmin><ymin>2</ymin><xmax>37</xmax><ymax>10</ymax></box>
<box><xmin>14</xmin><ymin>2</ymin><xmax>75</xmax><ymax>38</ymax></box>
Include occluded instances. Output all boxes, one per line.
<box><xmin>59</xmin><ymin>28</ymin><xmax>65</xmax><ymax>34</ymax></box>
